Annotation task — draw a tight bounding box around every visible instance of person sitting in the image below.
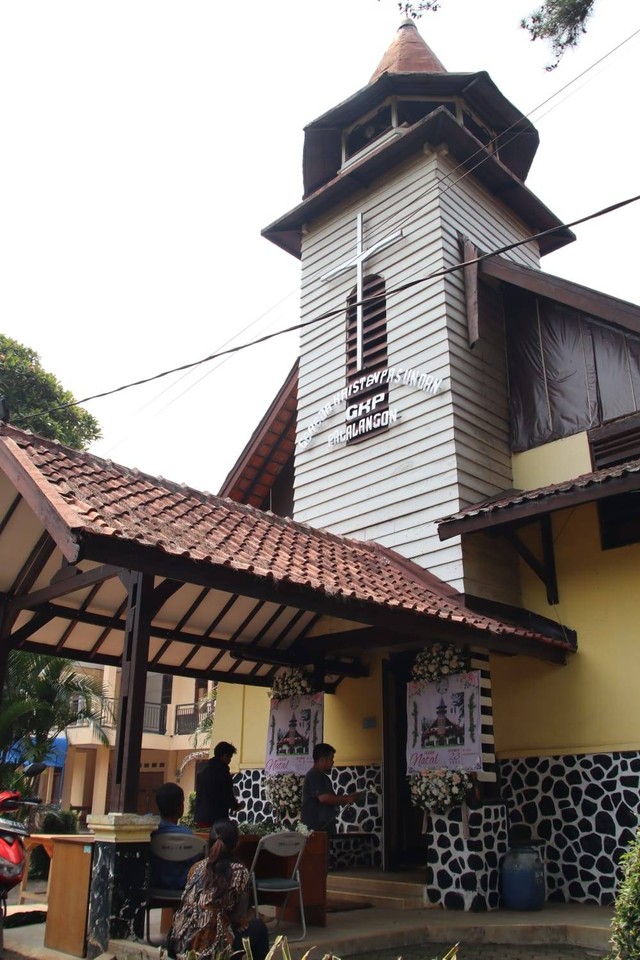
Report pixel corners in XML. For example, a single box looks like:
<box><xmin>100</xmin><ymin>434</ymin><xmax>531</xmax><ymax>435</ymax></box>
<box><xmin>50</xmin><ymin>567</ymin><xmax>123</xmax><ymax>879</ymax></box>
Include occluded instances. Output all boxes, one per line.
<box><xmin>150</xmin><ymin>782</ymin><xmax>202</xmax><ymax>891</ymax></box>
<box><xmin>169</xmin><ymin>819</ymin><xmax>269</xmax><ymax>960</ymax></box>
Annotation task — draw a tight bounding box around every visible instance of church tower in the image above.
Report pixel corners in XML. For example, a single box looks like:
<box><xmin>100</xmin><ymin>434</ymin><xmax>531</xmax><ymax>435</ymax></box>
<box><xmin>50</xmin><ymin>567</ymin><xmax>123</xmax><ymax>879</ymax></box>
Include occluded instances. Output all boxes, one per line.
<box><xmin>262</xmin><ymin>20</ymin><xmax>573</xmax><ymax>601</ymax></box>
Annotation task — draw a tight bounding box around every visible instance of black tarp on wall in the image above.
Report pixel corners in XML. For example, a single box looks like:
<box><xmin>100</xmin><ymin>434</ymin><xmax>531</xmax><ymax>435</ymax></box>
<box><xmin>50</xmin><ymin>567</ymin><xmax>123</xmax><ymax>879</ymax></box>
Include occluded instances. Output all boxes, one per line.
<box><xmin>504</xmin><ymin>287</ymin><xmax>640</xmax><ymax>451</ymax></box>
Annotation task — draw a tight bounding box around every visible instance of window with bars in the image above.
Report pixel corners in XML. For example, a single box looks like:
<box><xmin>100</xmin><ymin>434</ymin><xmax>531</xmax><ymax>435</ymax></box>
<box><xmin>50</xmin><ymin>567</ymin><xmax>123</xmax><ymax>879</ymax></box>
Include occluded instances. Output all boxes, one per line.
<box><xmin>345</xmin><ymin>274</ymin><xmax>389</xmax><ymax>444</ymax></box>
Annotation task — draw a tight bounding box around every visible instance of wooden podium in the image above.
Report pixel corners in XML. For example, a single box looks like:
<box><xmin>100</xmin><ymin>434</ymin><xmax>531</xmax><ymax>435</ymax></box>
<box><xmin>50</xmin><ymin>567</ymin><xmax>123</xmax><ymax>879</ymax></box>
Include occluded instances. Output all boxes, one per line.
<box><xmin>44</xmin><ymin>835</ymin><xmax>95</xmax><ymax>957</ymax></box>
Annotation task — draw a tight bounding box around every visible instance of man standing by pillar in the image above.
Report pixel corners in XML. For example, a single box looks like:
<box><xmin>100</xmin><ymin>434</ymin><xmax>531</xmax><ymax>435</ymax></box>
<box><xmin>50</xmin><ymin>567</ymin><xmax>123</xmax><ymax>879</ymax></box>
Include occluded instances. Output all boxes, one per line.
<box><xmin>194</xmin><ymin>741</ymin><xmax>244</xmax><ymax>828</ymax></box>
<box><xmin>301</xmin><ymin>742</ymin><xmax>363</xmax><ymax>836</ymax></box>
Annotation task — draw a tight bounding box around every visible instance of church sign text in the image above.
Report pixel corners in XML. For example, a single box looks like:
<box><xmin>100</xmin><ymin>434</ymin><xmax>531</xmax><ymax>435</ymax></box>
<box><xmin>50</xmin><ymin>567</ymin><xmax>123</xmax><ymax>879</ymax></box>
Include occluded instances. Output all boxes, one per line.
<box><xmin>298</xmin><ymin>363</ymin><xmax>444</xmax><ymax>450</ymax></box>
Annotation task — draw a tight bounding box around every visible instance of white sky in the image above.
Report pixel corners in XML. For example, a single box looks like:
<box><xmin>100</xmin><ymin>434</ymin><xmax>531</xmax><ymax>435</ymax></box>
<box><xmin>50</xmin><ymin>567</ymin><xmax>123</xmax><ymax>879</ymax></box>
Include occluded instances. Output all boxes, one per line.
<box><xmin>1</xmin><ymin>1</ymin><xmax>639</xmax><ymax>493</ymax></box>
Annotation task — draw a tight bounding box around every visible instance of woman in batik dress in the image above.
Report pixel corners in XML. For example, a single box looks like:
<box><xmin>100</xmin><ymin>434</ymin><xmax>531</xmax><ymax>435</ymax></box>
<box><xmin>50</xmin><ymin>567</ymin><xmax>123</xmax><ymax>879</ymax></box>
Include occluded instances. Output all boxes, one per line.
<box><xmin>169</xmin><ymin>819</ymin><xmax>269</xmax><ymax>960</ymax></box>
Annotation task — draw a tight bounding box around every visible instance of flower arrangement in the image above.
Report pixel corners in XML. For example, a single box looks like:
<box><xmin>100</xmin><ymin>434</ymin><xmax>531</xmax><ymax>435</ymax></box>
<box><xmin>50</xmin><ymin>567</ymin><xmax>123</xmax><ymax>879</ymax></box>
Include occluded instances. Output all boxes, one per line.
<box><xmin>295</xmin><ymin>820</ymin><xmax>314</xmax><ymax>837</ymax></box>
<box><xmin>269</xmin><ymin>667</ymin><xmax>314</xmax><ymax>701</ymax></box>
<box><xmin>264</xmin><ymin>773</ymin><xmax>304</xmax><ymax>820</ymax></box>
<box><xmin>408</xmin><ymin>768</ymin><xmax>472</xmax><ymax>814</ymax></box>
<box><xmin>411</xmin><ymin>643</ymin><xmax>469</xmax><ymax>683</ymax></box>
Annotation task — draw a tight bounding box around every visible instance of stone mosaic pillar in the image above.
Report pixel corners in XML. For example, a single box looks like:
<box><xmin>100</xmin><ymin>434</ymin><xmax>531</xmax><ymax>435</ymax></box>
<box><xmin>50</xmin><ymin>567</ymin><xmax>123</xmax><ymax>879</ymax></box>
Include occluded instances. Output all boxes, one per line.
<box><xmin>85</xmin><ymin>813</ymin><xmax>158</xmax><ymax>958</ymax></box>
<box><xmin>425</xmin><ymin>803</ymin><xmax>507</xmax><ymax>911</ymax></box>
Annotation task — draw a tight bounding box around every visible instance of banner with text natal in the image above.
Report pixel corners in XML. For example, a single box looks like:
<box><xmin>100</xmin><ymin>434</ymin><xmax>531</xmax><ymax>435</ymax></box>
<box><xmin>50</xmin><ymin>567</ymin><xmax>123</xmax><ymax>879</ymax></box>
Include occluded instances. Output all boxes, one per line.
<box><xmin>406</xmin><ymin>671</ymin><xmax>482</xmax><ymax>775</ymax></box>
<box><xmin>265</xmin><ymin>692</ymin><xmax>324</xmax><ymax>775</ymax></box>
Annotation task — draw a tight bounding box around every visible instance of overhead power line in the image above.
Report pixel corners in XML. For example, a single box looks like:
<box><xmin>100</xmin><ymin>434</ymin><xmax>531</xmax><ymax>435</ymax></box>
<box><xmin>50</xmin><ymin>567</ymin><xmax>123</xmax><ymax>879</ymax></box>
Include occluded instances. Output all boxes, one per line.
<box><xmin>13</xmin><ymin>191</ymin><xmax>640</xmax><ymax>430</ymax></box>
<box><xmin>16</xmin><ymin>22</ymin><xmax>640</xmax><ymax>440</ymax></box>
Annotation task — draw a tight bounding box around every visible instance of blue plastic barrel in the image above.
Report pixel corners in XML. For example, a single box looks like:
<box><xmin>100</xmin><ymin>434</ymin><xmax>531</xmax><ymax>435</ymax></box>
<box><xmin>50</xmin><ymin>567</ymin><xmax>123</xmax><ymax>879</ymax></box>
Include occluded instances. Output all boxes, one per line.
<box><xmin>501</xmin><ymin>843</ymin><xmax>545</xmax><ymax>910</ymax></box>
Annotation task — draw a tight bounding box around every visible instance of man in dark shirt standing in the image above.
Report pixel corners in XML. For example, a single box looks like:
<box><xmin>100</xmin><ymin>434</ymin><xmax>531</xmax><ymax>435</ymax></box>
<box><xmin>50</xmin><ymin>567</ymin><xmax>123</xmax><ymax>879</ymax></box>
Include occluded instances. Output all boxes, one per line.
<box><xmin>301</xmin><ymin>742</ymin><xmax>364</xmax><ymax>836</ymax></box>
<box><xmin>194</xmin><ymin>740</ymin><xmax>244</xmax><ymax>828</ymax></box>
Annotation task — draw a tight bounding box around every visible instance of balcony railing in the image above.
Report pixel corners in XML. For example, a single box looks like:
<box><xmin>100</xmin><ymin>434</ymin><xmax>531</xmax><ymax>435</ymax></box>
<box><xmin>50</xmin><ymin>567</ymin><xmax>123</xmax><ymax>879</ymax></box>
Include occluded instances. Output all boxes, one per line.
<box><xmin>174</xmin><ymin>700</ymin><xmax>215</xmax><ymax>736</ymax></box>
<box><xmin>70</xmin><ymin>698</ymin><xmax>168</xmax><ymax>734</ymax></box>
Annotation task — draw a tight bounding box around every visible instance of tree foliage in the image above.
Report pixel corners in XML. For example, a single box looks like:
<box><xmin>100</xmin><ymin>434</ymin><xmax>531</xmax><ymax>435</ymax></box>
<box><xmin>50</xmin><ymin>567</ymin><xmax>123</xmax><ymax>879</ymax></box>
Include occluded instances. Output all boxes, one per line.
<box><xmin>0</xmin><ymin>333</ymin><xmax>100</xmax><ymax>449</ymax></box>
<box><xmin>0</xmin><ymin>651</ymin><xmax>108</xmax><ymax>788</ymax></box>
<box><xmin>608</xmin><ymin>829</ymin><xmax>640</xmax><ymax>960</ymax></box>
<box><xmin>190</xmin><ymin>687</ymin><xmax>217</xmax><ymax>748</ymax></box>
<box><xmin>399</xmin><ymin>0</ymin><xmax>598</xmax><ymax>69</ymax></box>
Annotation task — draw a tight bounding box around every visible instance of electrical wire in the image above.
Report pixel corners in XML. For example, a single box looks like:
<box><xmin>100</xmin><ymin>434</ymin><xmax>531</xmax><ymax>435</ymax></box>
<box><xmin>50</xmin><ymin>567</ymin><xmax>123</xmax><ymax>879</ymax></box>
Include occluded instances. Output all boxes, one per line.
<box><xmin>65</xmin><ymin>22</ymin><xmax>640</xmax><ymax>450</ymax></box>
<box><xmin>363</xmin><ymin>24</ymin><xmax>640</xmax><ymax>252</ymax></box>
<box><xmin>13</xmin><ymin>191</ymin><xmax>640</xmax><ymax>429</ymax></box>
<box><xmin>11</xmin><ymin>26</ymin><xmax>640</xmax><ymax>435</ymax></box>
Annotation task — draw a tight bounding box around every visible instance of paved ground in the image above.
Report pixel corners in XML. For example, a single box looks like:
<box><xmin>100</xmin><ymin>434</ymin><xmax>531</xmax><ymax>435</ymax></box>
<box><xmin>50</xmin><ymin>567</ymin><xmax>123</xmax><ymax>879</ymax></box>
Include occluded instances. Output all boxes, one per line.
<box><xmin>2</xmin><ymin>888</ymin><xmax>613</xmax><ymax>960</ymax></box>
<box><xmin>361</xmin><ymin>944</ymin><xmax>605</xmax><ymax>960</ymax></box>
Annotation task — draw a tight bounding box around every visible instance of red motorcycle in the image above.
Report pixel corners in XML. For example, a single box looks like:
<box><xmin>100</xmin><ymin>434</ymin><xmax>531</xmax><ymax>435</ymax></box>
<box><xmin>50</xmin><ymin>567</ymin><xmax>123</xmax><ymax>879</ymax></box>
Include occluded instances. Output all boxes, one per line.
<box><xmin>0</xmin><ymin>763</ymin><xmax>46</xmax><ymax>958</ymax></box>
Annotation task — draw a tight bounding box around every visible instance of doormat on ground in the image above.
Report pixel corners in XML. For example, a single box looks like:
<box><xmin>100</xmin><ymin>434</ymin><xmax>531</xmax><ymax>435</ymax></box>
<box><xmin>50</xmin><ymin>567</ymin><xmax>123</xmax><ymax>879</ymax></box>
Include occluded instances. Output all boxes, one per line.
<box><xmin>325</xmin><ymin>896</ymin><xmax>373</xmax><ymax>913</ymax></box>
<box><xmin>4</xmin><ymin>911</ymin><xmax>47</xmax><ymax>927</ymax></box>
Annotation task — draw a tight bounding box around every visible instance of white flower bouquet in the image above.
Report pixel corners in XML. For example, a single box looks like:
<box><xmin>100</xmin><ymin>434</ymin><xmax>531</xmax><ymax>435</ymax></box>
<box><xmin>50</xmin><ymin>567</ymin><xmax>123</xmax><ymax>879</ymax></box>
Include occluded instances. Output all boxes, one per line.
<box><xmin>411</xmin><ymin>643</ymin><xmax>469</xmax><ymax>683</ymax></box>
<box><xmin>264</xmin><ymin>773</ymin><xmax>304</xmax><ymax>818</ymax></box>
<box><xmin>269</xmin><ymin>667</ymin><xmax>314</xmax><ymax>701</ymax></box>
<box><xmin>408</xmin><ymin>768</ymin><xmax>472</xmax><ymax>814</ymax></box>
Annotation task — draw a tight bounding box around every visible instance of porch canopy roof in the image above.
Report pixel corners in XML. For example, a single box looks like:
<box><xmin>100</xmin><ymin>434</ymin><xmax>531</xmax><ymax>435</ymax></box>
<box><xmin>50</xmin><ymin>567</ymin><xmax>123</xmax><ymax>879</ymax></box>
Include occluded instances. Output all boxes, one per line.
<box><xmin>437</xmin><ymin>457</ymin><xmax>640</xmax><ymax>541</ymax></box>
<box><xmin>0</xmin><ymin>424</ymin><xmax>573</xmax><ymax>683</ymax></box>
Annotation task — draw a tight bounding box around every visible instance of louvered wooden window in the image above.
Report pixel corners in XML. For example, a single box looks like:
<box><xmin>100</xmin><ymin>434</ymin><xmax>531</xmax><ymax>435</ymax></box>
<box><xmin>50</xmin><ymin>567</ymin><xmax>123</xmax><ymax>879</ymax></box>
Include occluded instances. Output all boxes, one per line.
<box><xmin>345</xmin><ymin>274</ymin><xmax>388</xmax><ymax>445</ymax></box>
<box><xmin>589</xmin><ymin>412</ymin><xmax>640</xmax><ymax>469</ymax></box>
<box><xmin>589</xmin><ymin>413</ymin><xmax>640</xmax><ymax>549</ymax></box>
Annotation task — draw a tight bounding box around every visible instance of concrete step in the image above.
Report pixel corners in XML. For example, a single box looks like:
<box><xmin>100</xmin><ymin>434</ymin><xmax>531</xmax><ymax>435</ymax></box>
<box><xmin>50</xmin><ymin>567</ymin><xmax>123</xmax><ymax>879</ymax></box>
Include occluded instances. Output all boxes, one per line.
<box><xmin>327</xmin><ymin>874</ymin><xmax>427</xmax><ymax>910</ymax></box>
<box><xmin>329</xmin><ymin>889</ymin><xmax>426</xmax><ymax>910</ymax></box>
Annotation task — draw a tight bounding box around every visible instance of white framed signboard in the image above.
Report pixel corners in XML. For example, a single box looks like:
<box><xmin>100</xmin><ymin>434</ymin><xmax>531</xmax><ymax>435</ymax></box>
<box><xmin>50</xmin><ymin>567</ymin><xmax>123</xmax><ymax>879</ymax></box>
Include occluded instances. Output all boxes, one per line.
<box><xmin>265</xmin><ymin>692</ymin><xmax>324</xmax><ymax>775</ymax></box>
<box><xmin>406</xmin><ymin>671</ymin><xmax>482</xmax><ymax>775</ymax></box>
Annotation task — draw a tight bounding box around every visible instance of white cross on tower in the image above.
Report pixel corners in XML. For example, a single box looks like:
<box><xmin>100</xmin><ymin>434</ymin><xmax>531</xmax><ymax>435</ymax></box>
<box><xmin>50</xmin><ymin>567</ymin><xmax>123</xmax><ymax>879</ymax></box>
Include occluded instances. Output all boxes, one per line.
<box><xmin>321</xmin><ymin>212</ymin><xmax>403</xmax><ymax>371</ymax></box>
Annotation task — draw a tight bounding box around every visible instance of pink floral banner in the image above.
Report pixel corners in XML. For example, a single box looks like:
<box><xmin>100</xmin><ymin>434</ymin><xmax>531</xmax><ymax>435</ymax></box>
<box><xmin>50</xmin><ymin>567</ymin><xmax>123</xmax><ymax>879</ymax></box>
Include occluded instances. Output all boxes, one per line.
<box><xmin>406</xmin><ymin>671</ymin><xmax>482</xmax><ymax>774</ymax></box>
<box><xmin>265</xmin><ymin>692</ymin><xmax>323</xmax><ymax>775</ymax></box>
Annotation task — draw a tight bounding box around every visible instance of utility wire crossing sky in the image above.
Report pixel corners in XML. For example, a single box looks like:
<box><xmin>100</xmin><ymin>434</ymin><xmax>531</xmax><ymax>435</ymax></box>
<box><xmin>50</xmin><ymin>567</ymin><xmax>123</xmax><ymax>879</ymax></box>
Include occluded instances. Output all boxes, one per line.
<box><xmin>1</xmin><ymin>1</ymin><xmax>639</xmax><ymax>492</ymax></box>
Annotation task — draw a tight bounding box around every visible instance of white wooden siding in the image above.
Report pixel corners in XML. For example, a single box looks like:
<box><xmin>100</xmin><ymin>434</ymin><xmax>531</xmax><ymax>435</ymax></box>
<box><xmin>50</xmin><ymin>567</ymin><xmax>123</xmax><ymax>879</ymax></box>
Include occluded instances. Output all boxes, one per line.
<box><xmin>294</xmin><ymin>146</ymin><xmax>541</xmax><ymax>595</ymax></box>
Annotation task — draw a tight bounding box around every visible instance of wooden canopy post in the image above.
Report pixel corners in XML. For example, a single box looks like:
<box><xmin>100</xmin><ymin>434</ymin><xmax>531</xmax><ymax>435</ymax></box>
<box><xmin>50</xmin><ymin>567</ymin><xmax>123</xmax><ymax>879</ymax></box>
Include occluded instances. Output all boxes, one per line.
<box><xmin>0</xmin><ymin>605</ymin><xmax>10</xmax><ymax>704</ymax></box>
<box><xmin>110</xmin><ymin>571</ymin><xmax>154</xmax><ymax>813</ymax></box>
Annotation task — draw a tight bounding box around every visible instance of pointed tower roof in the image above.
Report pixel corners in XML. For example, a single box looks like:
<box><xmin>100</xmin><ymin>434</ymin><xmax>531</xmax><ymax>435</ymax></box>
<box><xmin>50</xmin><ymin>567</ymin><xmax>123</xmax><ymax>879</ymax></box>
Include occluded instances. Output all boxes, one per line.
<box><xmin>369</xmin><ymin>18</ymin><xmax>447</xmax><ymax>82</ymax></box>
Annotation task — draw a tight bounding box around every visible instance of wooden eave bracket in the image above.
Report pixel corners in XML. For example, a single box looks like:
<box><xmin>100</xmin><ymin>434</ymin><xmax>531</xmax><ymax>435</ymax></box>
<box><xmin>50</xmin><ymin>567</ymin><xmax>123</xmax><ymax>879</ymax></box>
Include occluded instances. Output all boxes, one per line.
<box><xmin>501</xmin><ymin>513</ymin><xmax>559</xmax><ymax>605</ymax></box>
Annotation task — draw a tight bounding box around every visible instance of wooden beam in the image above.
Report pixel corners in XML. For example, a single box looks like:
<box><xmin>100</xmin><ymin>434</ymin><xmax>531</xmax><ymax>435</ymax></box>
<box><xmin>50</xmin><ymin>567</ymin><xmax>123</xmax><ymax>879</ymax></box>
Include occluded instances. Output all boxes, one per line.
<box><xmin>540</xmin><ymin>514</ymin><xmax>559</xmax><ymax>605</ymax></box>
<box><xmin>7</xmin><ymin>564</ymin><xmax>124</xmax><ymax>613</ymax></box>
<box><xmin>0</xmin><ymin>492</ymin><xmax>21</xmax><ymax>538</ymax></box>
<box><xmin>110</xmin><ymin>572</ymin><xmax>153</xmax><ymax>813</ymax></box>
<box><xmin>10</xmin><ymin>610</ymin><xmax>55</xmax><ymax>647</ymax></box>
<box><xmin>0</xmin><ymin>439</ymin><xmax>82</xmax><ymax>562</ymax></box>
<box><xmin>461</xmin><ymin>235</ymin><xmax>479</xmax><ymax>347</ymax></box>
<box><xmin>480</xmin><ymin>255</ymin><xmax>640</xmax><ymax>336</ymax></box>
<box><xmin>34</xmin><ymin>600</ymin><xmax>366</xmax><ymax>675</ymax></box>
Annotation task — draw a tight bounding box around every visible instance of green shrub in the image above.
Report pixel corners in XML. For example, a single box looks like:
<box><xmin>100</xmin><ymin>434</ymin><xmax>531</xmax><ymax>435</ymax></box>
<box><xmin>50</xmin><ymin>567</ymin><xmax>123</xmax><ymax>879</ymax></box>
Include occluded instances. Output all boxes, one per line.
<box><xmin>29</xmin><ymin>808</ymin><xmax>78</xmax><ymax>879</ymax></box>
<box><xmin>609</xmin><ymin>828</ymin><xmax>640</xmax><ymax>960</ymax></box>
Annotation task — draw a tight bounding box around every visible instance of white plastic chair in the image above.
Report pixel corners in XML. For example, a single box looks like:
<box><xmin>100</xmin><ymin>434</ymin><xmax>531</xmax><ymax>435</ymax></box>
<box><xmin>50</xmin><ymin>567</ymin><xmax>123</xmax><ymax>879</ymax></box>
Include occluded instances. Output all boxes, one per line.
<box><xmin>248</xmin><ymin>831</ymin><xmax>307</xmax><ymax>941</ymax></box>
<box><xmin>143</xmin><ymin>832</ymin><xmax>206</xmax><ymax>944</ymax></box>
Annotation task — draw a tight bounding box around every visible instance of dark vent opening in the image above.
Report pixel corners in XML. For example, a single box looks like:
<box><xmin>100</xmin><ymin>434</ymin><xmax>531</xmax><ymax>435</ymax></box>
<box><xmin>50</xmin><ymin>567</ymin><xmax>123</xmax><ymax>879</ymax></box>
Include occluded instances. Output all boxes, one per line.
<box><xmin>346</xmin><ymin>274</ymin><xmax>389</xmax><ymax>445</ymax></box>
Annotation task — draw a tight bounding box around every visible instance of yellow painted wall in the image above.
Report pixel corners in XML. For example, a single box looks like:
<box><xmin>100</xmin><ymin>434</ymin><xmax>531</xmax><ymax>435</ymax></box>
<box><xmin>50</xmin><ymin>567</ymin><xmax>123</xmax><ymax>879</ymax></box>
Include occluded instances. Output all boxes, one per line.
<box><xmin>512</xmin><ymin>432</ymin><xmax>591</xmax><ymax>488</ymax></box>
<box><xmin>212</xmin><ymin>656</ymin><xmax>384</xmax><ymax>770</ymax></box>
<box><xmin>492</xmin><ymin>437</ymin><xmax>640</xmax><ymax>758</ymax></box>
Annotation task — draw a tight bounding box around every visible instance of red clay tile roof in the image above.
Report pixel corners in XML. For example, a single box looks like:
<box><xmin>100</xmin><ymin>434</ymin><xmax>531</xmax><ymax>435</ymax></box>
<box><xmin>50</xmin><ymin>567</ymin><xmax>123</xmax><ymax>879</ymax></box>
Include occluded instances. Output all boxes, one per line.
<box><xmin>369</xmin><ymin>19</ymin><xmax>447</xmax><ymax>82</ymax></box>
<box><xmin>0</xmin><ymin>425</ymin><xmax>574</xmax><ymax>655</ymax></box>
<box><xmin>438</xmin><ymin>458</ymin><xmax>640</xmax><ymax>539</ymax></box>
